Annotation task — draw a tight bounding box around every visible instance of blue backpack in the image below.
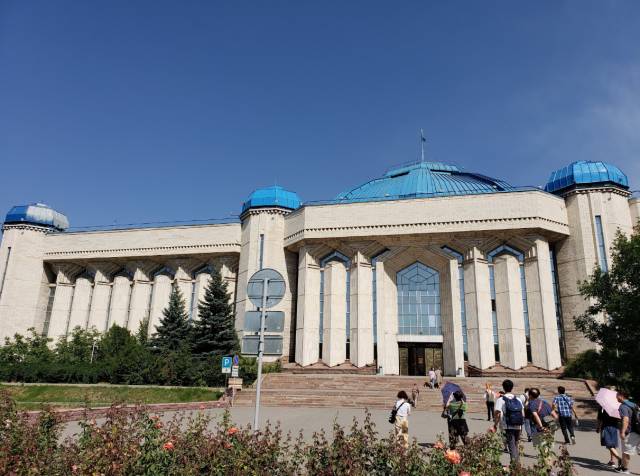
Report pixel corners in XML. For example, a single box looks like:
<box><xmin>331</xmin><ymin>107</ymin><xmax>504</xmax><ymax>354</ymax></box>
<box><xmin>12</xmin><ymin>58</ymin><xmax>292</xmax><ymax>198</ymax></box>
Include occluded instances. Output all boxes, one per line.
<box><xmin>503</xmin><ymin>396</ymin><xmax>524</xmax><ymax>426</ymax></box>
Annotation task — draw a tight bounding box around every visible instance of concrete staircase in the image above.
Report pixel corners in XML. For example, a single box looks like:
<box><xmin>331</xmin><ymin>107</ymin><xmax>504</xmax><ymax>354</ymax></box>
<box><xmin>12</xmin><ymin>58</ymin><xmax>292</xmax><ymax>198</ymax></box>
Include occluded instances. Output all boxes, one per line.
<box><xmin>233</xmin><ymin>373</ymin><xmax>598</xmax><ymax>418</ymax></box>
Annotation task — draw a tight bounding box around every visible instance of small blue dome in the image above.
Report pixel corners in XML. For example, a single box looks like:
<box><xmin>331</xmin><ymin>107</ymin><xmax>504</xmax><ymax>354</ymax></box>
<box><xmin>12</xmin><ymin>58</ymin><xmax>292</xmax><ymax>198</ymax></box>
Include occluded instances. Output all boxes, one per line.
<box><xmin>336</xmin><ymin>161</ymin><xmax>514</xmax><ymax>202</ymax></box>
<box><xmin>4</xmin><ymin>203</ymin><xmax>69</xmax><ymax>231</ymax></box>
<box><xmin>544</xmin><ymin>160</ymin><xmax>629</xmax><ymax>194</ymax></box>
<box><xmin>241</xmin><ymin>186</ymin><xmax>301</xmax><ymax>214</ymax></box>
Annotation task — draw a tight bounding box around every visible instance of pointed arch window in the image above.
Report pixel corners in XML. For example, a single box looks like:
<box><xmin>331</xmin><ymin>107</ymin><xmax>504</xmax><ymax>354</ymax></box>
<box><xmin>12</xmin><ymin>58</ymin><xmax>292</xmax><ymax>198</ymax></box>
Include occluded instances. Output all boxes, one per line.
<box><xmin>397</xmin><ymin>262</ymin><xmax>441</xmax><ymax>336</ymax></box>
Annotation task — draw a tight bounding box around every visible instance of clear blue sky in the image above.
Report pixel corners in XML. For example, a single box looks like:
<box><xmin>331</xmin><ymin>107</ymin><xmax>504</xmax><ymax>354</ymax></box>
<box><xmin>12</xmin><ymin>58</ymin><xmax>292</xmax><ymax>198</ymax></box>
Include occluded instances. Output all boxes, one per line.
<box><xmin>1</xmin><ymin>1</ymin><xmax>639</xmax><ymax>228</ymax></box>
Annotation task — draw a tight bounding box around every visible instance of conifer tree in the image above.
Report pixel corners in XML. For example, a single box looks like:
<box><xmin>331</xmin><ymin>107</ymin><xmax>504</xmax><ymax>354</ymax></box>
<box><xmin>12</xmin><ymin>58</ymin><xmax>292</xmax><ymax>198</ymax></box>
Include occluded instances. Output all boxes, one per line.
<box><xmin>151</xmin><ymin>287</ymin><xmax>191</xmax><ymax>353</ymax></box>
<box><xmin>192</xmin><ymin>268</ymin><xmax>238</xmax><ymax>356</ymax></box>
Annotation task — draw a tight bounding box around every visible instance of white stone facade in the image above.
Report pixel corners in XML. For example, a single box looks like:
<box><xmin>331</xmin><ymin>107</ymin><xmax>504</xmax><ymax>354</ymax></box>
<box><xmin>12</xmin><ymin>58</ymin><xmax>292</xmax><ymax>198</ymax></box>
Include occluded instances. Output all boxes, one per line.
<box><xmin>0</xmin><ymin>163</ymin><xmax>637</xmax><ymax>376</ymax></box>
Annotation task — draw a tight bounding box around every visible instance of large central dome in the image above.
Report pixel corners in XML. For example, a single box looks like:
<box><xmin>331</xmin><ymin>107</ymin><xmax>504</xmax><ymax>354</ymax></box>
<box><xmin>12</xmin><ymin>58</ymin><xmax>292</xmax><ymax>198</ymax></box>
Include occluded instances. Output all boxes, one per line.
<box><xmin>336</xmin><ymin>161</ymin><xmax>514</xmax><ymax>202</ymax></box>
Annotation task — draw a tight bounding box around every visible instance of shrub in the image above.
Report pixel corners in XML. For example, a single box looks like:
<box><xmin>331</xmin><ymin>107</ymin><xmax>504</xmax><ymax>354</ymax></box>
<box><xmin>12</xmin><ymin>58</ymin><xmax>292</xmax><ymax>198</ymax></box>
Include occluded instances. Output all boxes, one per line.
<box><xmin>0</xmin><ymin>392</ymin><xmax>575</xmax><ymax>475</ymax></box>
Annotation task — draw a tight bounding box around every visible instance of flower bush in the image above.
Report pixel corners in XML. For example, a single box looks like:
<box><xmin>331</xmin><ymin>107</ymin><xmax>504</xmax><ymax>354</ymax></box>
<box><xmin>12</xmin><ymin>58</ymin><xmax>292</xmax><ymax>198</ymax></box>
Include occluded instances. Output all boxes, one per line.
<box><xmin>0</xmin><ymin>391</ymin><xmax>575</xmax><ymax>475</ymax></box>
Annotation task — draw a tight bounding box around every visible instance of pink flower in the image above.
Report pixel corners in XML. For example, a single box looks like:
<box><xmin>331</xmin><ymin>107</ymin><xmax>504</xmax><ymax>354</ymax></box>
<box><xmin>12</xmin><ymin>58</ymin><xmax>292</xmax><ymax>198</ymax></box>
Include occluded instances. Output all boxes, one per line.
<box><xmin>154</xmin><ymin>422</ymin><xmax>163</xmax><ymax>429</ymax></box>
<box><xmin>459</xmin><ymin>472</ymin><xmax>471</xmax><ymax>476</ymax></box>
<box><xmin>434</xmin><ymin>440</ymin><xmax>445</xmax><ymax>450</ymax></box>
<box><xmin>71</xmin><ymin>465</ymin><xmax>78</xmax><ymax>473</ymax></box>
<box><xmin>227</xmin><ymin>427</ymin><xmax>239</xmax><ymax>436</ymax></box>
<box><xmin>445</xmin><ymin>449</ymin><xmax>462</xmax><ymax>465</ymax></box>
<box><xmin>163</xmin><ymin>441</ymin><xmax>174</xmax><ymax>451</ymax></box>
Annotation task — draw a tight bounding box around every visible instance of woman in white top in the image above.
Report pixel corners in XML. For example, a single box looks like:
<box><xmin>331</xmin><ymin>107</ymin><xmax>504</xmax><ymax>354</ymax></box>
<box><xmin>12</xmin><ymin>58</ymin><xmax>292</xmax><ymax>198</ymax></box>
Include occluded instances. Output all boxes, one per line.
<box><xmin>394</xmin><ymin>390</ymin><xmax>411</xmax><ymax>447</ymax></box>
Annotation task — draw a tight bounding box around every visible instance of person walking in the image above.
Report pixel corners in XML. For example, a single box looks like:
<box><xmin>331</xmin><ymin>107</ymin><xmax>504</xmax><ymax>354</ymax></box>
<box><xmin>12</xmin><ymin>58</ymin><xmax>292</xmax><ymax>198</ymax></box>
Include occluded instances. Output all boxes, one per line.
<box><xmin>446</xmin><ymin>390</ymin><xmax>469</xmax><ymax>449</ymax></box>
<box><xmin>392</xmin><ymin>390</ymin><xmax>411</xmax><ymax>448</ymax></box>
<box><xmin>411</xmin><ymin>383</ymin><xmax>420</xmax><ymax>408</ymax></box>
<box><xmin>428</xmin><ymin>368</ymin><xmax>436</xmax><ymax>389</ymax></box>
<box><xmin>521</xmin><ymin>387</ymin><xmax>532</xmax><ymax>442</ymax></box>
<box><xmin>494</xmin><ymin>379</ymin><xmax>525</xmax><ymax>466</ymax></box>
<box><xmin>435</xmin><ymin>367</ymin><xmax>443</xmax><ymax>389</ymax></box>
<box><xmin>596</xmin><ymin>404</ymin><xmax>621</xmax><ymax>468</ymax></box>
<box><xmin>527</xmin><ymin>388</ymin><xmax>558</xmax><ymax>450</ymax></box>
<box><xmin>552</xmin><ymin>386</ymin><xmax>578</xmax><ymax>445</ymax></box>
<box><xmin>484</xmin><ymin>383</ymin><xmax>496</xmax><ymax>422</ymax></box>
<box><xmin>617</xmin><ymin>390</ymin><xmax>640</xmax><ymax>474</ymax></box>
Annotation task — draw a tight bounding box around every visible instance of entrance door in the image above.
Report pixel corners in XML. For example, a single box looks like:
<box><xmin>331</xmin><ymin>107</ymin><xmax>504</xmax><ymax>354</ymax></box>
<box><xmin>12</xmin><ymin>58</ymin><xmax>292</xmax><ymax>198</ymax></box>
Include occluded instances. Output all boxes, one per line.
<box><xmin>399</xmin><ymin>343</ymin><xmax>443</xmax><ymax>376</ymax></box>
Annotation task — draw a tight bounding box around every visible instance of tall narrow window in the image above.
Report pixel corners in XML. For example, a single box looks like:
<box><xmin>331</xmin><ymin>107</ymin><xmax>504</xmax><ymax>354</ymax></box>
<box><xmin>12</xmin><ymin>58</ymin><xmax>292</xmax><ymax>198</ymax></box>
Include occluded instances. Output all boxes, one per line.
<box><xmin>318</xmin><ymin>251</ymin><xmax>351</xmax><ymax>358</ymax></box>
<box><xmin>595</xmin><ymin>215</ymin><xmax>609</xmax><ymax>272</ymax></box>
<box><xmin>442</xmin><ymin>247</ymin><xmax>467</xmax><ymax>360</ymax></box>
<box><xmin>0</xmin><ymin>246</ymin><xmax>11</xmax><ymax>300</ymax></box>
<box><xmin>489</xmin><ymin>265</ymin><xmax>500</xmax><ymax>362</ymax></box>
<box><xmin>42</xmin><ymin>286</ymin><xmax>56</xmax><ymax>337</ymax></box>
<box><xmin>549</xmin><ymin>246</ymin><xmax>566</xmax><ymax>361</ymax></box>
<box><xmin>259</xmin><ymin>234</ymin><xmax>265</xmax><ymax>270</ymax></box>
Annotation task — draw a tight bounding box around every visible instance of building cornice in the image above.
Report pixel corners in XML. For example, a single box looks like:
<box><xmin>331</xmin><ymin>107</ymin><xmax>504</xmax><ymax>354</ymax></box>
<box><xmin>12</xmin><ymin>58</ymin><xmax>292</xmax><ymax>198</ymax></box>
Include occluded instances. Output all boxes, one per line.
<box><xmin>44</xmin><ymin>242</ymin><xmax>241</xmax><ymax>258</ymax></box>
<box><xmin>558</xmin><ymin>185</ymin><xmax>631</xmax><ymax>198</ymax></box>
<box><xmin>2</xmin><ymin>224</ymin><xmax>53</xmax><ymax>233</ymax></box>
<box><xmin>284</xmin><ymin>215</ymin><xmax>569</xmax><ymax>244</ymax></box>
<box><xmin>240</xmin><ymin>207</ymin><xmax>292</xmax><ymax>221</ymax></box>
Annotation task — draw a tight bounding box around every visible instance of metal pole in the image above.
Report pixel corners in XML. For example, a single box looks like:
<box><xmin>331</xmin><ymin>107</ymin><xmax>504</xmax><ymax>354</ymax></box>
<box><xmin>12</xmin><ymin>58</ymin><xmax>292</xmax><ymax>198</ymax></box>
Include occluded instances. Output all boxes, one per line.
<box><xmin>253</xmin><ymin>277</ymin><xmax>269</xmax><ymax>430</ymax></box>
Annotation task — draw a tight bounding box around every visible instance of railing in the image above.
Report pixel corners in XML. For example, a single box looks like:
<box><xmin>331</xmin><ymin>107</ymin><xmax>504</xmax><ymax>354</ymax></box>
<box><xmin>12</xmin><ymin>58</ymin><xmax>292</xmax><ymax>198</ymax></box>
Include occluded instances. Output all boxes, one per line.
<box><xmin>64</xmin><ymin>216</ymin><xmax>240</xmax><ymax>233</ymax></box>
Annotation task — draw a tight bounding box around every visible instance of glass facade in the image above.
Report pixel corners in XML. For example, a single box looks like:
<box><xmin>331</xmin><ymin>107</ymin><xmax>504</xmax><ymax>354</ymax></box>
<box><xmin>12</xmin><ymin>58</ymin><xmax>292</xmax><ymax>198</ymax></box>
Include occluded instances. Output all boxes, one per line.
<box><xmin>396</xmin><ymin>262</ymin><xmax>441</xmax><ymax>336</ymax></box>
<box><xmin>594</xmin><ymin>215</ymin><xmax>609</xmax><ymax>272</ymax></box>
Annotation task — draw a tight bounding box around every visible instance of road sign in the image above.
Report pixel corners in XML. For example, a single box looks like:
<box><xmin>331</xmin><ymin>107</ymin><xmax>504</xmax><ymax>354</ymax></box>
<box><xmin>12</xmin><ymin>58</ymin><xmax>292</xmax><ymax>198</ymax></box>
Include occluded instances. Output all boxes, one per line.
<box><xmin>247</xmin><ymin>268</ymin><xmax>285</xmax><ymax>309</ymax></box>
<box><xmin>241</xmin><ymin>336</ymin><xmax>284</xmax><ymax>355</ymax></box>
<box><xmin>231</xmin><ymin>366</ymin><xmax>239</xmax><ymax>378</ymax></box>
<box><xmin>233</xmin><ymin>355</ymin><xmax>240</xmax><ymax>366</ymax></box>
<box><xmin>244</xmin><ymin>310</ymin><xmax>285</xmax><ymax>332</ymax></box>
<box><xmin>221</xmin><ymin>356</ymin><xmax>232</xmax><ymax>374</ymax></box>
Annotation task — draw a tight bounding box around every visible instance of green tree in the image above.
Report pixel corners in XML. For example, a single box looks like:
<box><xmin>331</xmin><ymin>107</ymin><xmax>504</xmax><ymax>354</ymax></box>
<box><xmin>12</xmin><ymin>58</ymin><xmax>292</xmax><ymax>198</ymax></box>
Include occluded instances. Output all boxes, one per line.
<box><xmin>151</xmin><ymin>287</ymin><xmax>191</xmax><ymax>353</ymax></box>
<box><xmin>575</xmin><ymin>224</ymin><xmax>640</xmax><ymax>397</ymax></box>
<box><xmin>54</xmin><ymin>326</ymin><xmax>101</xmax><ymax>364</ymax></box>
<box><xmin>97</xmin><ymin>325</ymin><xmax>153</xmax><ymax>384</ymax></box>
<box><xmin>191</xmin><ymin>269</ymin><xmax>238</xmax><ymax>357</ymax></box>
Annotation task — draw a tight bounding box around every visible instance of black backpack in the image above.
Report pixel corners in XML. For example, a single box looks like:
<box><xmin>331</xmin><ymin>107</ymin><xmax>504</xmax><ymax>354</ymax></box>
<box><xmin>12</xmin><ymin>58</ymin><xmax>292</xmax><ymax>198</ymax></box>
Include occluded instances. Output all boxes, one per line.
<box><xmin>502</xmin><ymin>396</ymin><xmax>524</xmax><ymax>426</ymax></box>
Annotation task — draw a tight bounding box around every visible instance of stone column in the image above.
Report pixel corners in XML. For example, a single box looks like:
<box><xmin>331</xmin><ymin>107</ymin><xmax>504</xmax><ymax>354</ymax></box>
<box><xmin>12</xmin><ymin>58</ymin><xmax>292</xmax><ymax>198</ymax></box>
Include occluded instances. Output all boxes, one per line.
<box><xmin>149</xmin><ymin>273</ymin><xmax>173</xmax><ymax>333</ymax></box>
<box><xmin>174</xmin><ymin>263</ymin><xmax>194</xmax><ymax>317</ymax></box>
<box><xmin>87</xmin><ymin>268</ymin><xmax>113</xmax><ymax>332</ymax></box>
<box><xmin>494</xmin><ymin>254</ymin><xmax>527</xmax><ymax>370</ymax></box>
<box><xmin>322</xmin><ymin>260</ymin><xmax>347</xmax><ymax>367</ymax></box>
<box><xmin>109</xmin><ymin>274</ymin><xmax>132</xmax><ymax>329</ymax></box>
<box><xmin>67</xmin><ymin>276</ymin><xmax>93</xmax><ymax>331</ymax></box>
<box><xmin>126</xmin><ymin>266</ymin><xmax>152</xmax><ymax>333</ymax></box>
<box><xmin>375</xmin><ymin>258</ymin><xmax>400</xmax><ymax>375</ymax></box>
<box><xmin>46</xmin><ymin>268</ymin><xmax>76</xmax><ymax>340</ymax></box>
<box><xmin>295</xmin><ymin>248</ymin><xmax>320</xmax><ymax>366</ymax></box>
<box><xmin>192</xmin><ymin>271</ymin><xmax>211</xmax><ymax>320</ymax></box>
<box><xmin>349</xmin><ymin>252</ymin><xmax>374</xmax><ymax>367</ymax></box>
<box><xmin>463</xmin><ymin>247</ymin><xmax>495</xmax><ymax>369</ymax></box>
<box><xmin>217</xmin><ymin>257</ymin><xmax>238</xmax><ymax>305</ymax></box>
<box><xmin>524</xmin><ymin>239</ymin><xmax>562</xmax><ymax>369</ymax></box>
<box><xmin>441</xmin><ymin>258</ymin><xmax>465</xmax><ymax>376</ymax></box>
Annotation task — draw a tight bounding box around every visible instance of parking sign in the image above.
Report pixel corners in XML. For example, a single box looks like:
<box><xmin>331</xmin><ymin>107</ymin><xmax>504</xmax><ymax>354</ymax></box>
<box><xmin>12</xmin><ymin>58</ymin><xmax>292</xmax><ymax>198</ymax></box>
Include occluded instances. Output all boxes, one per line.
<box><xmin>221</xmin><ymin>356</ymin><xmax>232</xmax><ymax>374</ymax></box>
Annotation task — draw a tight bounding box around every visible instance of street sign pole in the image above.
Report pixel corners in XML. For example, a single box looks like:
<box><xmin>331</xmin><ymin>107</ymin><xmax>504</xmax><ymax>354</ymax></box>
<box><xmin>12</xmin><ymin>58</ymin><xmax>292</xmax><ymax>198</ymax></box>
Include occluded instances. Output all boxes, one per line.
<box><xmin>253</xmin><ymin>277</ymin><xmax>268</xmax><ymax>431</ymax></box>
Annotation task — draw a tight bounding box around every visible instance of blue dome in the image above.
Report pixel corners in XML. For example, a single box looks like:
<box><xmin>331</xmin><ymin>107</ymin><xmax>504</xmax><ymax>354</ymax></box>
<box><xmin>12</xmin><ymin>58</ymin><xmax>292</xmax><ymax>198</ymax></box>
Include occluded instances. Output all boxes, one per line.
<box><xmin>336</xmin><ymin>161</ymin><xmax>514</xmax><ymax>202</ymax></box>
<box><xmin>4</xmin><ymin>203</ymin><xmax>69</xmax><ymax>231</ymax></box>
<box><xmin>544</xmin><ymin>160</ymin><xmax>629</xmax><ymax>194</ymax></box>
<box><xmin>241</xmin><ymin>186</ymin><xmax>301</xmax><ymax>214</ymax></box>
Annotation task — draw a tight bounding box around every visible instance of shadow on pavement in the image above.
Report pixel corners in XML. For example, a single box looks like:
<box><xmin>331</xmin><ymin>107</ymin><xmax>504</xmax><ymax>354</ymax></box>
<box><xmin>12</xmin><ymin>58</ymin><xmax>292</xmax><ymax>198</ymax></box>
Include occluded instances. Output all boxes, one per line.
<box><xmin>570</xmin><ymin>455</ymin><xmax>616</xmax><ymax>473</ymax></box>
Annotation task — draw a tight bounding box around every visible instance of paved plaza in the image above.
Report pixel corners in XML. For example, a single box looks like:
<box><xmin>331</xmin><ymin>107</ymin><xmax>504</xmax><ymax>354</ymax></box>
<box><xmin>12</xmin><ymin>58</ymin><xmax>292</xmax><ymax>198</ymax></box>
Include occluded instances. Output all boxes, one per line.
<box><xmin>63</xmin><ymin>406</ymin><xmax>640</xmax><ymax>475</ymax></box>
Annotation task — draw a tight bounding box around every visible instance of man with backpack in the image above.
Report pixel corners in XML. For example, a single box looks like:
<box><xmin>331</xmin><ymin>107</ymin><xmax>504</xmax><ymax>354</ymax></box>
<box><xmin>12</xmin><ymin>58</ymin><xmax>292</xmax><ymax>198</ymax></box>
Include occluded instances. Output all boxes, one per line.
<box><xmin>494</xmin><ymin>379</ymin><xmax>525</xmax><ymax>465</ymax></box>
<box><xmin>528</xmin><ymin>388</ymin><xmax>558</xmax><ymax>449</ymax></box>
<box><xmin>617</xmin><ymin>391</ymin><xmax>640</xmax><ymax>474</ymax></box>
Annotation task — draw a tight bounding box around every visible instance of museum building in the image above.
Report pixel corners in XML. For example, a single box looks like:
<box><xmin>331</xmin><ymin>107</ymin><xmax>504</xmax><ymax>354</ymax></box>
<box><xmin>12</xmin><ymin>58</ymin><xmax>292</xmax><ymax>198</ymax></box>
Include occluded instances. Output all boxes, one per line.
<box><xmin>0</xmin><ymin>159</ymin><xmax>638</xmax><ymax>376</ymax></box>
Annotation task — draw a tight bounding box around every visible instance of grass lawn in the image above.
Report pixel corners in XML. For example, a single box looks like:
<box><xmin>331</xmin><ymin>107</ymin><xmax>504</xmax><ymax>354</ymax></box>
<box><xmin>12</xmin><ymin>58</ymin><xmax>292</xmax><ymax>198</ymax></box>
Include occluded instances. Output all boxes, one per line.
<box><xmin>0</xmin><ymin>384</ymin><xmax>223</xmax><ymax>411</ymax></box>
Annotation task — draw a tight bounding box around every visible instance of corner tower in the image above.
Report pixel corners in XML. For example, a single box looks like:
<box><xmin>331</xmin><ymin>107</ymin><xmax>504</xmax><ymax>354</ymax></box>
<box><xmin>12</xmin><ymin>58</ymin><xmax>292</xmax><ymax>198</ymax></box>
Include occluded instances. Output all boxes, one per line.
<box><xmin>0</xmin><ymin>203</ymin><xmax>69</xmax><ymax>340</ymax></box>
<box><xmin>236</xmin><ymin>186</ymin><xmax>301</xmax><ymax>362</ymax></box>
<box><xmin>545</xmin><ymin>161</ymin><xmax>633</xmax><ymax>358</ymax></box>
